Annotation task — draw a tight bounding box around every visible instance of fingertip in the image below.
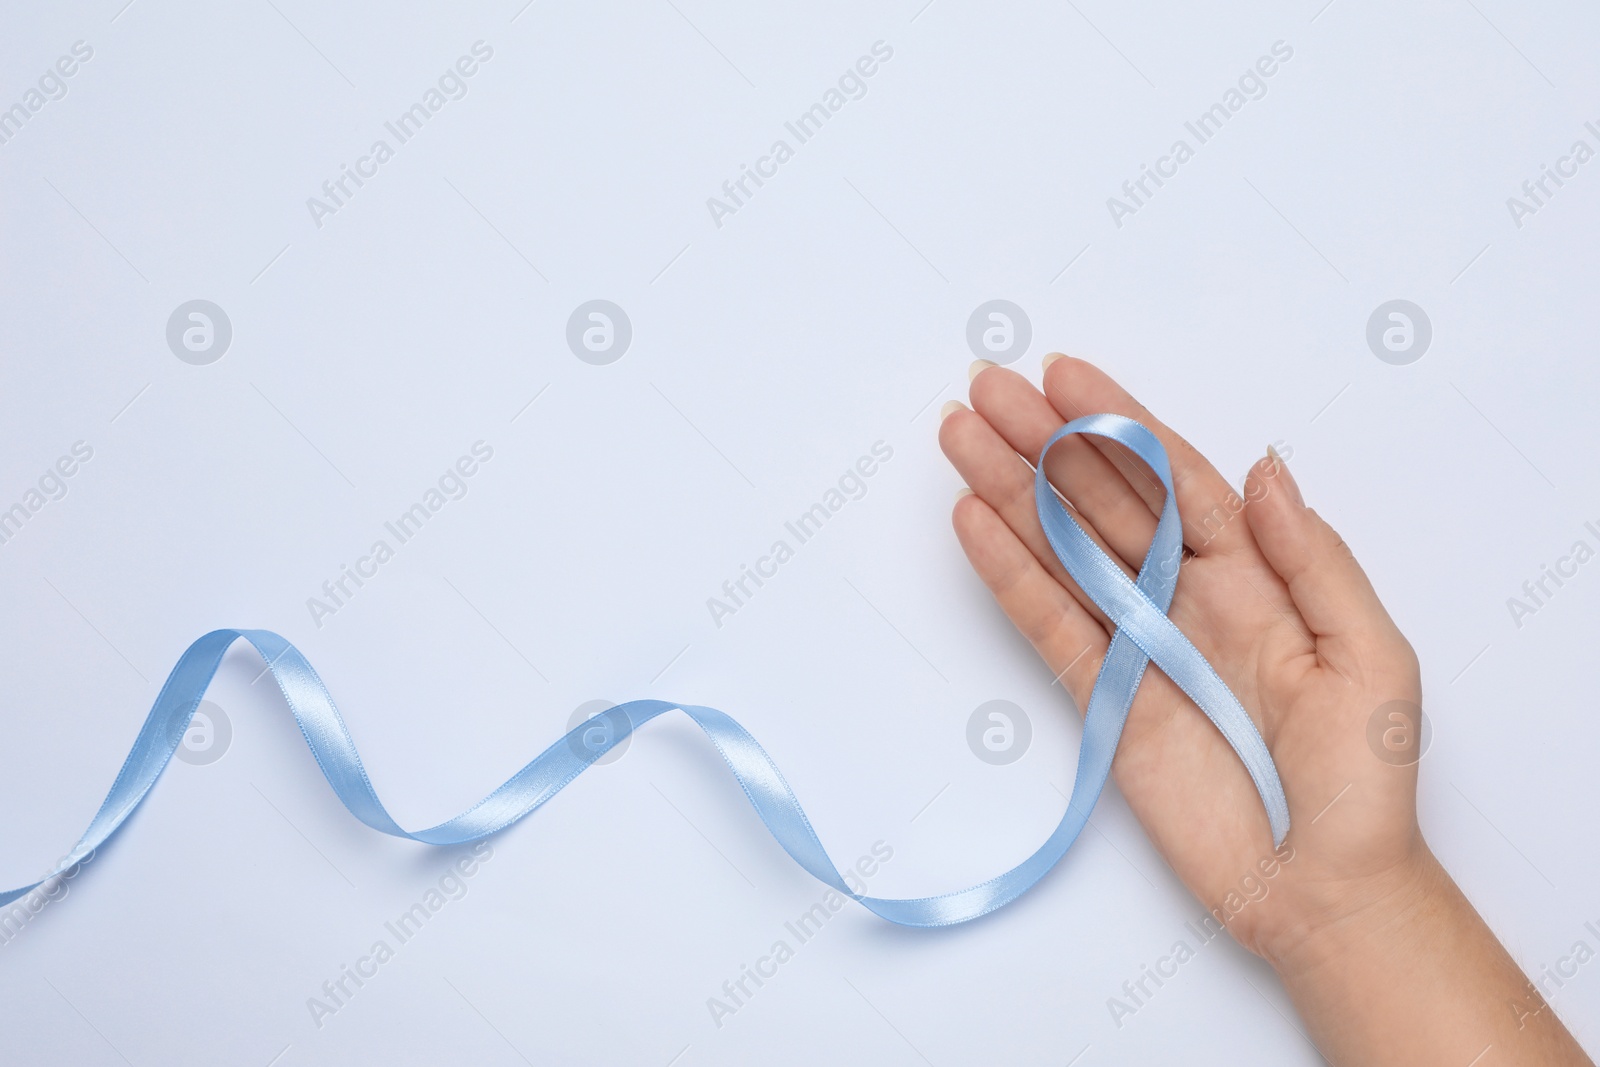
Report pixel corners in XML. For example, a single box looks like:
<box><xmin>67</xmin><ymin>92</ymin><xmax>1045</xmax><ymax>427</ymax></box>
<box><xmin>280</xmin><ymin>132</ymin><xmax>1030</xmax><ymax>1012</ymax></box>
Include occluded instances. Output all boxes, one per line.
<box><xmin>937</xmin><ymin>401</ymin><xmax>972</xmax><ymax>458</ymax></box>
<box><xmin>1265</xmin><ymin>445</ymin><xmax>1304</xmax><ymax>506</ymax></box>
<box><xmin>950</xmin><ymin>483</ymin><xmax>992</xmax><ymax>540</ymax></box>
<box><xmin>1041</xmin><ymin>353</ymin><xmax>1075</xmax><ymax>393</ymax></box>
<box><xmin>966</xmin><ymin>360</ymin><xmax>1041</xmax><ymax>428</ymax></box>
<box><xmin>1243</xmin><ymin>476</ymin><xmax>1284</xmax><ymax>544</ymax></box>
<box><xmin>936</xmin><ymin>401</ymin><xmax>956</xmax><ymax>451</ymax></box>
<box><xmin>1041</xmin><ymin>353</ymin><xmax>1102</xmax><ymax>392</ymax></box>
<box><xmin>1244</xmin><ymin>451</ymin><xmax>1309</xmax><ymax>561</ymax></box>
<box><xmin>1246</xmin><ymin>447</ymin><xmax>1303</xmax><ymax>514</ymax></box>
<box><xmin>1246</xmin><ymin>466</ymin><xmax>1393</xmax><ymax>646</ymax></box>
<box><xmin>952</xmin><ymin>485</ymin><xmax>975</xmax><ymax>527</ymax></box>
<box><xmin>1243</xmin><ymin>455</ymin><xmax>1273</xmax><ymax>503</ymax></box>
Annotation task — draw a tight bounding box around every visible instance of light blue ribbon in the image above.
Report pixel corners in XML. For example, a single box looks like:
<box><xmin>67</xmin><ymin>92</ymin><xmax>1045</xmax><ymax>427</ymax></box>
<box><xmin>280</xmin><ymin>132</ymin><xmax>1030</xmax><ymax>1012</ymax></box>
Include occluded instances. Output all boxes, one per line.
<box><xmin>2</xmin><ymin>414</ymin><xmax>1287</xmax><ymax>926</ymax></box>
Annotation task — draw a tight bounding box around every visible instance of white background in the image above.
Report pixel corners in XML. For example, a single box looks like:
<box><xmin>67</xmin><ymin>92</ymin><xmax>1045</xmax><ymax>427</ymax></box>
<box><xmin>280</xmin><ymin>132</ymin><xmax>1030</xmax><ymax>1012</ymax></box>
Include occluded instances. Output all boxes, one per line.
<box><xmin>2</xmin><ymin>1</ymin><xmax>1598</xmax><ymax>1063</ymax></box>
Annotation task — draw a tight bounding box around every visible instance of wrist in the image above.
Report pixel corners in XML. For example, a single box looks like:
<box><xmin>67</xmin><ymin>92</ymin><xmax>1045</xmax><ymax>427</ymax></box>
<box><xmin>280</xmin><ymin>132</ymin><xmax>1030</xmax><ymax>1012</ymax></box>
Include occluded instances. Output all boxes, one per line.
<box><xmin>1259</xmin><ymin>841</ymin><xmax>1446</xmax><ymax>983</ymax></box>
<box><xmin>1251</xmin><ymin>843</ymin><xmax>1593</xmax><ymax>1064</ymax></box>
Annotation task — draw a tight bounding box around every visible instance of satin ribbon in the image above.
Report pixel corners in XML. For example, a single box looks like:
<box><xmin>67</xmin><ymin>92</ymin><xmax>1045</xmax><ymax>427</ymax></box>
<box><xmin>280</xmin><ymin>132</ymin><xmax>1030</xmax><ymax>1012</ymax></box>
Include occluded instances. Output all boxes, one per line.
<box><xmin>1</xmin><ymin>414</ymin><xmax>1288</xmax><ymax>927</ymax></box>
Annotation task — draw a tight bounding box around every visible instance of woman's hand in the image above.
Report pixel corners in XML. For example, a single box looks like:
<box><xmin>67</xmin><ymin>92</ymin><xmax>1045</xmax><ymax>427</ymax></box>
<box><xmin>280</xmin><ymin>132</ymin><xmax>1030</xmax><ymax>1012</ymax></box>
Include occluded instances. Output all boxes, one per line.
<box><xmin>940</xmin><ymin>355</ymin><xmax>1590</xmax><ymax>1066</ymax></box>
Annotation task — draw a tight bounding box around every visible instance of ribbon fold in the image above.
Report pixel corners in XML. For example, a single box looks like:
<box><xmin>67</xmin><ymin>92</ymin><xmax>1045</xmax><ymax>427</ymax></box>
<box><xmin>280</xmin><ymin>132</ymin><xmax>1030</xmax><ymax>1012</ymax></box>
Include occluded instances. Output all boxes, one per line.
<box><xmin>2</xmin><ymin>414</ymin><xmax>1288</xmax><ymax>927</ymax></box>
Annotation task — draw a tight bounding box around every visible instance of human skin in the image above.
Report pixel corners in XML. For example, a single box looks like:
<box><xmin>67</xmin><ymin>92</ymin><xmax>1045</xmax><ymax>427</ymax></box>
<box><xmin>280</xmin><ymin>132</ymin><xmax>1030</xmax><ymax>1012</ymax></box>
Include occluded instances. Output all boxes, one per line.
<box><xmin>938</xmin><ymin>355</ymin><xmax>1591</xmax><ymax>1066</ymax></box>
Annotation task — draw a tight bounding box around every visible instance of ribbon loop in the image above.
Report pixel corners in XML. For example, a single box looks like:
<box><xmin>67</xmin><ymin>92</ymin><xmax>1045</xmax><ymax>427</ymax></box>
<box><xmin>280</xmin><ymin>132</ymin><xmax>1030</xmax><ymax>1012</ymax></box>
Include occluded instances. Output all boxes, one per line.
<box><xmin>1033</xmin><ymin>415</ymin><xmax>1290</xmax><ymax>848</ymax></box>
<box><xmin>1</xmin><ymin>415</ymin><xmax>1288</xmax><ymax>926</ymax></box>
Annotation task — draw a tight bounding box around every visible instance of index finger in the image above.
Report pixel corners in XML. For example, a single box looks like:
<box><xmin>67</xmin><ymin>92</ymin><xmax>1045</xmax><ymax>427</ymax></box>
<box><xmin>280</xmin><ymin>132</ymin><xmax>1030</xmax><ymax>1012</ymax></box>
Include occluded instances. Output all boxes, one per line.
<box><xmin>1042</xmin><ymin>355</ymin><xmax>1251</xmax><ymax>556</ymax></box>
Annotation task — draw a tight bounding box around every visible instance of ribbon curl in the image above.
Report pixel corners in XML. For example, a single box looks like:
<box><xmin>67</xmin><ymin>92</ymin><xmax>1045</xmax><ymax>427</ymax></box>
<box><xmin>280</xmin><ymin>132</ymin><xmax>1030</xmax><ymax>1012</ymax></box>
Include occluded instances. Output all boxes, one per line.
<box><xmin>2</xmin><ymin>414</ymin><xmax>1288</xmax><ymax>927</ymax></box>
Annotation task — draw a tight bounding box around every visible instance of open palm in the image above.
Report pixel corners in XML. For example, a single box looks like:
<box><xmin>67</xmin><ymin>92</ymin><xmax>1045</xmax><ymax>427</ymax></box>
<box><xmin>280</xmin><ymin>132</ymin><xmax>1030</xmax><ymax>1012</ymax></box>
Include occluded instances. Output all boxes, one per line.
<box><xmin>941</xmin><ymin>357</ymin><xmax>1424</xmax><ymax>962</ymax></box>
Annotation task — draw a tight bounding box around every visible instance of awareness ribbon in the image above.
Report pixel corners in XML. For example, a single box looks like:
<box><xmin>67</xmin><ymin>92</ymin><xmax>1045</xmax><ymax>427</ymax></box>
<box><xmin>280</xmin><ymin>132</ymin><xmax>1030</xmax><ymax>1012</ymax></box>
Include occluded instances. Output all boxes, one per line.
<box><xmin>2</xmin><ymin>414</ymin><xmax>1288</xmax><ymax>927</ymax></box>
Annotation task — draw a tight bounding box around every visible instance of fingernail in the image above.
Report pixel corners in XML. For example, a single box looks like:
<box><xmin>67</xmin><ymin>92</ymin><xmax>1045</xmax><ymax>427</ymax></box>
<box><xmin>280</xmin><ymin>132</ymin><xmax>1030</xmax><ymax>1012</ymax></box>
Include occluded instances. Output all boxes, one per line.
<box><xmin>1267</xmin><ymin>444</ymin><xmax>1303</xmax><ymax>506</ymax></box>
<box><xmin>940</xmin><ymin>400</ymin><xmax>966</xmax><ymax>421</ymax></box>
<box><xmin>968</xmin><ymin>359</ymin><xmax>996</xmax><ymax>382</ymax></box>
<box><xmin>955</xmin><ymin>487</ymin><xmax>975</xmax><ymax>502</ymax></box>
<box><xmin>1043</xmin><ymin>352</ymin><xmax>1066</xmax><ymax>371</ymax></box>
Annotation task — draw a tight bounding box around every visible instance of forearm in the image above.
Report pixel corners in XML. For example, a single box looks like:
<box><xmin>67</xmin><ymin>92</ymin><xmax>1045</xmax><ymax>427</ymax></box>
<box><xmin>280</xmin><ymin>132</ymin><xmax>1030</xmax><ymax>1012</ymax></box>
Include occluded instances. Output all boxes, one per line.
<box><xmin>1269</xmin><ymin>847</ymin><xmax>1591</xmax><ymax>1066</ymax></box>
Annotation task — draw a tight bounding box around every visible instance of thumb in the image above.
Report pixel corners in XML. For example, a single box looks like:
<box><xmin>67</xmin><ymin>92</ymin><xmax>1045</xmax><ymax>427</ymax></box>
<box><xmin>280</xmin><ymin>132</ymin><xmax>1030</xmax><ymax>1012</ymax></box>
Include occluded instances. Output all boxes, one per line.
<box><xmin>1244</xmin><ymin>450</ymin><xmax>1405</xmax><ymax>665</ymax></box>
